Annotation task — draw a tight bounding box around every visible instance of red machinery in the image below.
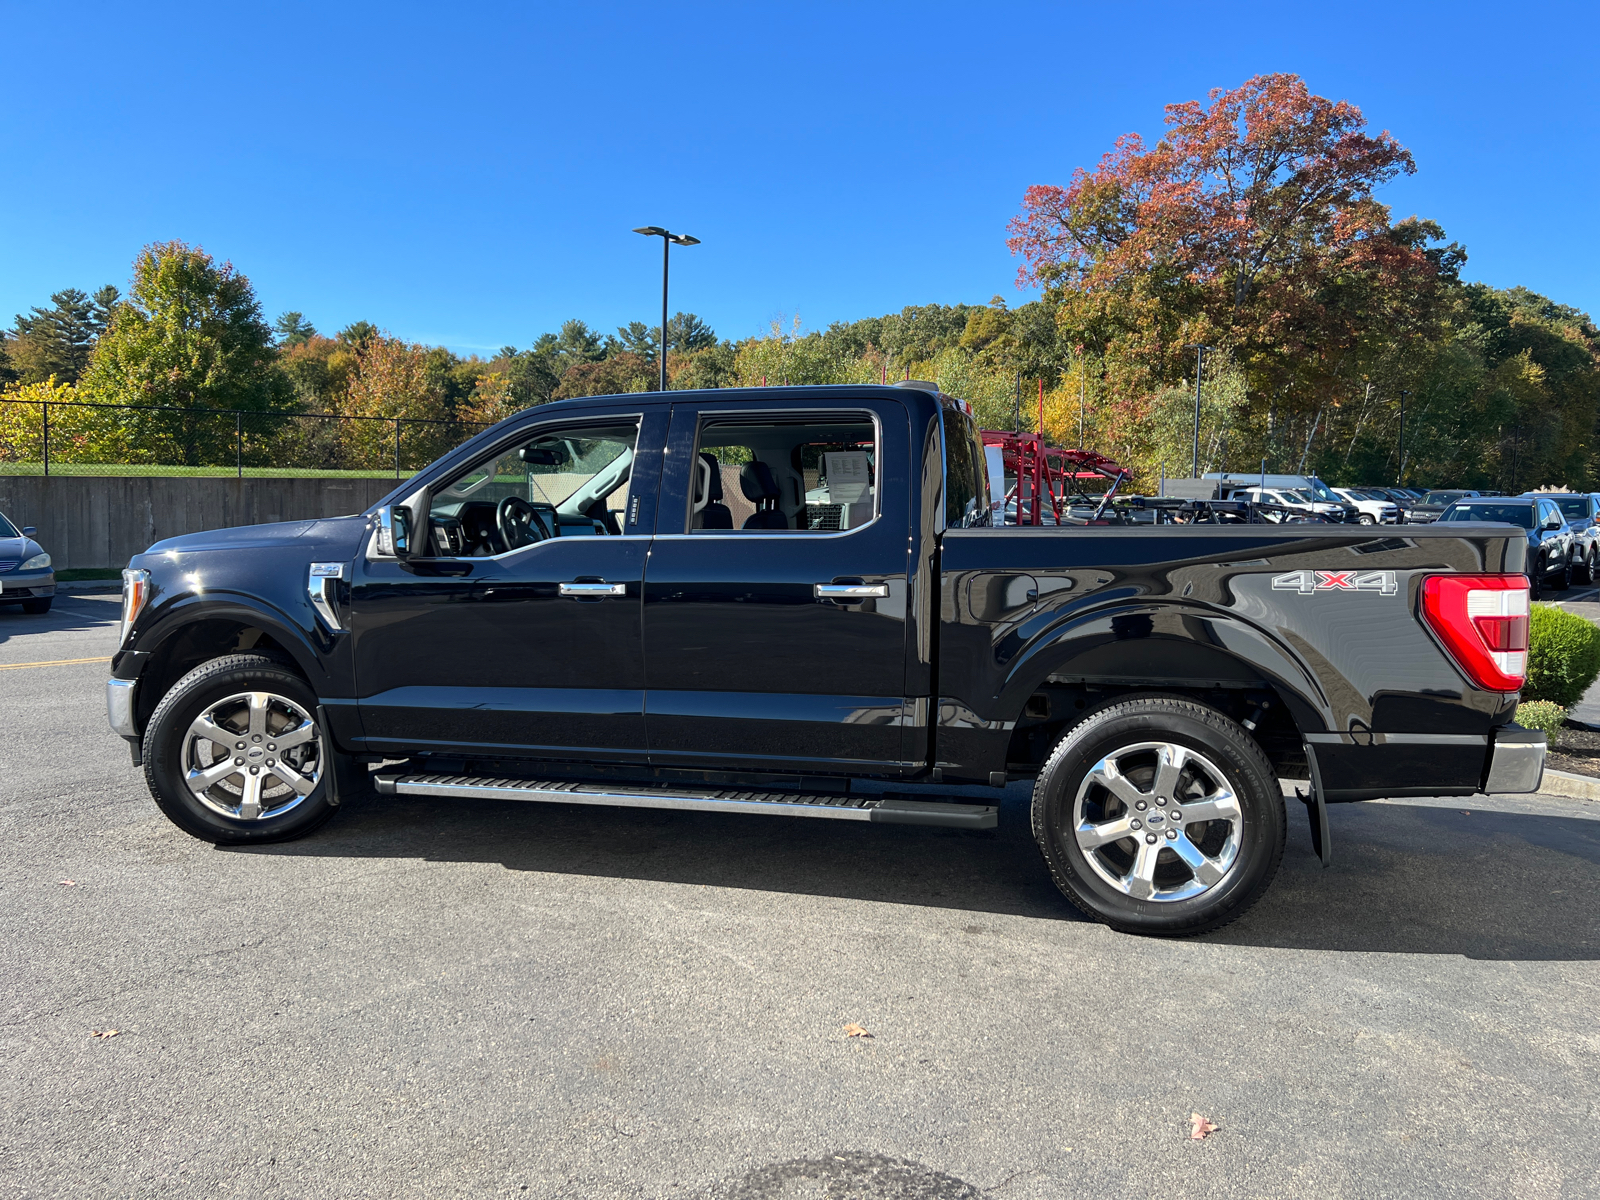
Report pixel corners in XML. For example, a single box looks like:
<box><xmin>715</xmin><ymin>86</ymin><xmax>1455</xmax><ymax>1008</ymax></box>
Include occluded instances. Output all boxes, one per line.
<box><xmin>980</xmin><ymin>430</ymin><xmax>1132</xmax><ymax>525</ymax></box>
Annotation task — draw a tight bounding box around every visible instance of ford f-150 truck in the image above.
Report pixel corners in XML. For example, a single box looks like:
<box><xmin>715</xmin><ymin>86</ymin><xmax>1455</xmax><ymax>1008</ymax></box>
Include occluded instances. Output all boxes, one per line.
<box><xmin>106</xmin><ymin>383</ymin><xmax>1546</xmax><ymax>935</ymax></box>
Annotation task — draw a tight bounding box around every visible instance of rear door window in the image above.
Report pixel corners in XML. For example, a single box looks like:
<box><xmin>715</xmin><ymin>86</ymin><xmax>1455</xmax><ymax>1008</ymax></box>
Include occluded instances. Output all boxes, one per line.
<box><xmin>689</xmin><ymin>413</ymin><xmax>877</xmax><ymax>533</ymax></box>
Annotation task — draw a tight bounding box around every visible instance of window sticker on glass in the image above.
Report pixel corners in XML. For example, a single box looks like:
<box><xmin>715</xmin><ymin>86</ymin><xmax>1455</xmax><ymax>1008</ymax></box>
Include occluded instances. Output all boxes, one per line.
<box><xmin>823</xmin><ymin>452</ymin><xmax>871</xmax><ymax>505</ymax></box>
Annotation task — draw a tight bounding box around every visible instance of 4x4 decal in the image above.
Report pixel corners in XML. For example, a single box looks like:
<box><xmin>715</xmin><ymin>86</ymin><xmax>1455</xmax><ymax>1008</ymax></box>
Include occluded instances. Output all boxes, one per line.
<box><xmin>1271</xmin><ymin>569</ymin><xmax>1398</xmax><ymax>595</ymax></box>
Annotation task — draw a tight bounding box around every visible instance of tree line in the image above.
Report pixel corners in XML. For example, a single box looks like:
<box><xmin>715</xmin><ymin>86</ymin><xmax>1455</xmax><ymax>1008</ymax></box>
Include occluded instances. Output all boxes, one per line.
<box><xmin>3</xmin><ymin>72</ymin><xmax>1596</xmax><ymax>491</ymax></box>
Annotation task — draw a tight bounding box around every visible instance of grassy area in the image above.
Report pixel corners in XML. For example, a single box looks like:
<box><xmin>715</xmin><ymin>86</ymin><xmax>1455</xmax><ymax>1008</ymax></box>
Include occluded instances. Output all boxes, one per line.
<box><xmin>55</xmin><ymin>568</ymin><xmax>123</xmax><ymax>582</ymax></box>
<box><xmin>0</xmin><ymin>463</ymin><xmax>405</xmax><ymax>479</ymax></box>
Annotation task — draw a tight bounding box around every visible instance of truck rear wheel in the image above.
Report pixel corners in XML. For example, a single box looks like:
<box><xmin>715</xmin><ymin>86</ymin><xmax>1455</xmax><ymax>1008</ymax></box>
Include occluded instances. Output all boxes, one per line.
<box><xmin>142</xmin><ymin>653</ymin><xmax>342</xmax><ymax>844</ymax></box>
<box><xmin>1031</xmin><ymin>696</ymin><xmax>1285</xmax><ymax>936</ymax></box>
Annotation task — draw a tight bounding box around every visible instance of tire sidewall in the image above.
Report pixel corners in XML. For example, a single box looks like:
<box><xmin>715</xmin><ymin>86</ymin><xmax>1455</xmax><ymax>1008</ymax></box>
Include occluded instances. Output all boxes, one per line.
<box><xmin>144</xmin><ymin>656</ymin><xmax>335</xmax><ymax>844</ymax></box>
<box><xmin>1034</xmin><ymin>701</ymin><xmax>1284</xmax><ymax>933</ymax></box>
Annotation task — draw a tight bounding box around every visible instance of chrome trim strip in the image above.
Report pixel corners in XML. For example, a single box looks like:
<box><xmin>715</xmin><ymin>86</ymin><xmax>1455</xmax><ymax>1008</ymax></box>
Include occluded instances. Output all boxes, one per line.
<box><xmin>106</xmin><ymin>678</ymin><xmax>137</xmax><ymax>739</ymax></box>
<box><xmin>815</xmin><ymin>583</ymin><xmax>889</xmax><ymax>599</ymax></box>
<box><xmin>308</xmin><ymin>562</ymin><xmax>346</xmax><ymax>630</ymax></box>
<box><xmin>1303</xmin><ymin>732</ymin><xmax>1488</xmax><ymax>746</ymax></box>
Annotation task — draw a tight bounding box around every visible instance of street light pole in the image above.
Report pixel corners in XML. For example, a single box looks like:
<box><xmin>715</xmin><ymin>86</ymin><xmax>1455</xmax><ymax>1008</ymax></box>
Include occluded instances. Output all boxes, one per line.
<box><xmin>1184</xmin><ymin>344</ymin><xmax>1212</xmax><ymax>478</ymax></box>
<box><xmin>632</xmin><ymin>226</ymin><xmax>701</xmax><ymax>392</ymax></box>
<box><xmin>1397</xmin><ymin>389</ymin><xmax>1409</xmax><ymax>486</ymax></box>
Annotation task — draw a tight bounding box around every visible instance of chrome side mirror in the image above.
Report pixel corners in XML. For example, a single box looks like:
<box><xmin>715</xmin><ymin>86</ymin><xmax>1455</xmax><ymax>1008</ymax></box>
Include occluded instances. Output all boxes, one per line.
<box><xmin>374</xmin><ymin>505</ymin><xmax>413</xmax><ymax>560</ymax></box>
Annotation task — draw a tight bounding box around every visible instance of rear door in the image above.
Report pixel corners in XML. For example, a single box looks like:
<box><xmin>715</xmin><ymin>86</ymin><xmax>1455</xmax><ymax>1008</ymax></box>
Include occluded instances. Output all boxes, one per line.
<box><xmin>641</xmin><ymin>395</ymin><xmax>916</xmax><ymax>773</ymax></box>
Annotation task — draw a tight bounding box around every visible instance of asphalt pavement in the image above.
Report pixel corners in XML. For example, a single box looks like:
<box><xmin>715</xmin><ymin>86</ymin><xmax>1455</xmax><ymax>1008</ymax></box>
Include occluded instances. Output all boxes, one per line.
<box><xmin>3</xmin><ymin>593</ymin><xmax>1599</xmax><ymax>1199</ymax></box>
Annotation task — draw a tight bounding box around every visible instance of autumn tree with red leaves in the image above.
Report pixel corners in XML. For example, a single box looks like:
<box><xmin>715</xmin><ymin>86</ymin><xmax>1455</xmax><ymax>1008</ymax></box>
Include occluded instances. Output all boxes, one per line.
<box><xmin>1008</xmin><ymin>74</ymin><xmax>1463</xmax><ymax>454</ymax></box>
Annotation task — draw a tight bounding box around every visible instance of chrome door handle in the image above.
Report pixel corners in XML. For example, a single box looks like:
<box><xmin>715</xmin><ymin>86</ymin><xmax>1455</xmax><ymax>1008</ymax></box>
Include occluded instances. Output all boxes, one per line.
<box><xmin>559</xmin><ymin>581</ymin><xmax>627</xmax><ymax>597</ymax></box>
<box><xmin>814</xmin><ymin>583</ymin><xmax>888</xmax><ymax>600</ymax></box>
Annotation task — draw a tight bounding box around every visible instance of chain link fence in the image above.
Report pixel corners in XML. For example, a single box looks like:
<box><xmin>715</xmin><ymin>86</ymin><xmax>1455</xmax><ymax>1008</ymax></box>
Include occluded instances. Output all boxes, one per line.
<box><xmin>0</xmin><ymin>399</ymin><xmax>491</xmax><ymax>478</ymax></box>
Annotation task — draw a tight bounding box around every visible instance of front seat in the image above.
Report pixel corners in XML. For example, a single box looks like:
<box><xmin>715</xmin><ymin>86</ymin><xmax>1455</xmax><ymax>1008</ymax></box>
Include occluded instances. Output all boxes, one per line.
<box><xmin>740</xmin><ymin>461</ymin><xmax>788</xmax><ymax>529</ymax></box>
<box><xmin>694</xmin><ymin>452</ymin><xmax>733</xmax><ymax>529</ymax></box>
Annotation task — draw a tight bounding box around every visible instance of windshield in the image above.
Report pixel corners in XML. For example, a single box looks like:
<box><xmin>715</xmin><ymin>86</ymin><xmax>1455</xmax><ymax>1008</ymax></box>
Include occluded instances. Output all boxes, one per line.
<box><xmin>0</xmin><ymin>511</ymin><xmax>17</xmax><ymax>539</ymax></box>
<box><xmin>1423</xmin><ymin>491</ymin><xmax>1466</xmax><ymax>504</ymax></box>
<box><xmin>1305</xmin><ymin>477</ymin><xmax>1338</xmax><ymax>502</ymax></box>
<box><xmin>1441</xmin><ymin>503</ymin><xmax>1534</xmax><ymax>529</ymax></box>
<box><xmin>1554</xmin><ymin>497</ymin><xmax>1590</xmax><ymax>519</ymax></box>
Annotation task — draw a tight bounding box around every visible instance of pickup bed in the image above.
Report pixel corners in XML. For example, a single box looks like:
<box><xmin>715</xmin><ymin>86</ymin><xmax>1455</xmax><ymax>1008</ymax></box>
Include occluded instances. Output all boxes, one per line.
<box><xmin>107</xmin><ymin>383</ymin><xmax>1546</xmax><ymax>934</ymax></box>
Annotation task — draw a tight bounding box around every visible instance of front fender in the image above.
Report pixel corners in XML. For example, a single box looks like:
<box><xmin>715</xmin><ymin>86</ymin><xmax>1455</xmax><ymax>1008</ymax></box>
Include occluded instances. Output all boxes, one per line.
<box><xmin>130</xmin><ymin>590</ymin><xmax>340</xmax><ymax>692</ymax></box>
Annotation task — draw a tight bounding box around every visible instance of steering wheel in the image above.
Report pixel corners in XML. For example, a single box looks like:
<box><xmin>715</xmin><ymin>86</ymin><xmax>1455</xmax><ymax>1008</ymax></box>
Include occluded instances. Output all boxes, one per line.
<box><xmin>496</xmin><ymin>495</ymin><xmax>548</xmax><ymax>551</ymax></box>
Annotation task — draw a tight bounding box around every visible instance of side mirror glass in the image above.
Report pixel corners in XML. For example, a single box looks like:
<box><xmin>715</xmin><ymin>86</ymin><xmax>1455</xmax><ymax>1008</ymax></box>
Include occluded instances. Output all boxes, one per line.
<box><xmin>21</xmin><ymin>526</ymin><xmax>37</xmax><ymax>538</ymax></box>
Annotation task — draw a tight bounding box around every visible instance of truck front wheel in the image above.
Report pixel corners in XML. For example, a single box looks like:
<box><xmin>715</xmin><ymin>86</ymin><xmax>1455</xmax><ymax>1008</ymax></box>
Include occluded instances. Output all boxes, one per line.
<box><xmin>1031</xmin><ymin>696</ymin><xmax>1285</xmax><ymax>936</ymax></box>
<box><xmin>142</xmin><ymin>653</ymin><xmax>342</xmax><ymax>844</ymax></box>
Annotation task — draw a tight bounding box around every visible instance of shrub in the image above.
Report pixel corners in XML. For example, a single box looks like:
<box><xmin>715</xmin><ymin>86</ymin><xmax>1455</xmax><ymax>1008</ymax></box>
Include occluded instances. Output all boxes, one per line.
<box><xmin>1514</xmin><ymin>699</ymin><xmax>1567</xmax><ymax>737</ymax></box>
<box><xmin>1523</xmin><ymin>603</ymin><xmax>1600</xmax><ymax>707</ymax></box>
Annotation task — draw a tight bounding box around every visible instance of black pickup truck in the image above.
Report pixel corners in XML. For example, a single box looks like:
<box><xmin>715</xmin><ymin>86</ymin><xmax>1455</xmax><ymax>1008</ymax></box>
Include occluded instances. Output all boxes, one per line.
<box><xmin>106</xmin><ymin>383</ymin><xmax>1546</xmax><ymax>935</ymax></box>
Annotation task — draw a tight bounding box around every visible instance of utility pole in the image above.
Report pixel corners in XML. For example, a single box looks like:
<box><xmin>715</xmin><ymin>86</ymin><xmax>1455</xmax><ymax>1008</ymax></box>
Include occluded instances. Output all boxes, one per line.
<box><xmin>1183</xmin><ymin>344</ymin><xmax>1212</xmax><ymax>478</ymax></box>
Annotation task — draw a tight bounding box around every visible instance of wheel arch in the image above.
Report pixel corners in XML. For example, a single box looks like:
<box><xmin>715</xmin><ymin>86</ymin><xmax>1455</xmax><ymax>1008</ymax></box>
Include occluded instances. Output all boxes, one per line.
<box><xmin>989</xmin><ymin>603</ymin><xmax>1326</xmax><ymax>780</ymax></box>
<box><xmin>130</xmin><ymin>598</ymin><xmax>332</xmax><ymax>734</ymax></box>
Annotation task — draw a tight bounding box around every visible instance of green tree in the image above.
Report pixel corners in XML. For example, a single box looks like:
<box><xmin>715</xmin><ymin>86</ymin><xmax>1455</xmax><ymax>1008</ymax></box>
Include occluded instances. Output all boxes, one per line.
<box><xmin>78</xmin><ymin>242</ymin><xmax>291</xmax><ymax>465</ymax></box>
<box><xmin>274</xmin><ymin>311</ymin><xmax>318</xmax><ymax>346</ymax></box>
<box><xmin>7</xmin><ymin>288</ymin><xmax>109</xmax><ymax>384</ymax></box>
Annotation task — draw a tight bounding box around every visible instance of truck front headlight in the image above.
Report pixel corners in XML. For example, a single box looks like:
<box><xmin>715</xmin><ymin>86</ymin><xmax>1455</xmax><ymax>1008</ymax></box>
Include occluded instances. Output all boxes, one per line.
<box><xmin>20</xmin><ymin>552</ymin><xmax>50</xmax><ymax>571</ymax></box>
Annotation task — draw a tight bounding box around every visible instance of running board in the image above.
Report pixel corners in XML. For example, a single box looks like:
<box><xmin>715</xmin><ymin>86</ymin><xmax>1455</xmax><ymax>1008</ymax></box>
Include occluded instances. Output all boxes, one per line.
<box><xmin>372</xmin><ymin>772</ymin><xmax>997</xmax><ymax>829</ymax></box>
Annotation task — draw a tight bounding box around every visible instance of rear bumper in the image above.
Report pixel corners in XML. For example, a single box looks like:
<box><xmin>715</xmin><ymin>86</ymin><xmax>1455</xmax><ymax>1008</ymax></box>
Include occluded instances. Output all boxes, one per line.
<box><xmin>1485</xmin><ymin>727</ymin><xmax>1546</xmax><ymax>794</ymax></box>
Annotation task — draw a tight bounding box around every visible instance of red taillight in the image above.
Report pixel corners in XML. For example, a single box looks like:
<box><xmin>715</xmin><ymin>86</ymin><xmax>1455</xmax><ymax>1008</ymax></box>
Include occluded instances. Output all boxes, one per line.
<box><xmin>1420</xmin><ymin>574</ymin><xmax>1529</xmax><ymax>691</ymax></box>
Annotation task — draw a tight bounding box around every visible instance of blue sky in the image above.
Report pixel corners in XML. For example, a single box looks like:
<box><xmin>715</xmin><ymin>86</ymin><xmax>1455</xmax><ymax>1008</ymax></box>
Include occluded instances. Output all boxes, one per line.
<box><xmin>2</xmin><ymin>1</ymin><xmax>1595</xmax><ymax>356</ymax></box>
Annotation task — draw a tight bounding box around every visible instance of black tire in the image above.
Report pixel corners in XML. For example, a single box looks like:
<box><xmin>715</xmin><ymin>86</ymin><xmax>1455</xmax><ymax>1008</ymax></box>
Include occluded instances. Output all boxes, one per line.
<box><xmin>22</xmin><ymin>596</ymin><xmax>52</xmax><ymax>614</ymax></box>
<box><xmin>1530</xmin><ymin>567</ymin><xmax>1543</xmax><ymax>601</ymax></box>
<box><xmin>1031</xmin><ymin>696</ymin><xmax>1286</xmax><ymax>936</ymax></box>
<box><xmin>1585</xmin><ymin>550</ymin><xmax>1598</xmax><ymax>586</ymax></box>
<box><xmin>1358</xmin><ymin>513</ymin><xmax>1375</xmax><ymax>525</ymax></box>
<box><xmin>1558</xmin><ymin>554</ymin><xmax>1573</xmax><ymax>592</ymax></box>
<box><xmin>142</xmin><ymin>653</ymin><xmax>342</xmax><ymax>845</ymax></box>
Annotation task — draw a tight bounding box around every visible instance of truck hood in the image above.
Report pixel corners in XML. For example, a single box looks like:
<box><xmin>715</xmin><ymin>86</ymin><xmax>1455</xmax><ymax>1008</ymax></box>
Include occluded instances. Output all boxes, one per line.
<box><xmin>138</xmin><ymin>515</ymin><xmax>370</xmax><ymax>562</ymax></box>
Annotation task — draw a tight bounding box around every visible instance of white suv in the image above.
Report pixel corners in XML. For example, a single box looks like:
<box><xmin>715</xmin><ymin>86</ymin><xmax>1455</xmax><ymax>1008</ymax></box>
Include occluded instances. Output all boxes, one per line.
<box><xmin>1333</xmin><ymin>488</ymin><xmax>1401</xmax><ymax>525</ymax></box>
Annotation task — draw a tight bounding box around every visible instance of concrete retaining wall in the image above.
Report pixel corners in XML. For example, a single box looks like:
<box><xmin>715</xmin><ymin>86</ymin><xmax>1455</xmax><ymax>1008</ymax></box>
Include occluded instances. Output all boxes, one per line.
<box><xmin>0</xmin><ymin>476</ymin><xmax>398</xmax><ymax>569</ymax></box>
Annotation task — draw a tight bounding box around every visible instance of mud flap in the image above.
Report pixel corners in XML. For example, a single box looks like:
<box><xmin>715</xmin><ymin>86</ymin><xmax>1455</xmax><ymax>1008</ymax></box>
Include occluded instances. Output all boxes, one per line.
<box><xmin>1298</xmin><ymin>742</ymin><xmax>1332</xmax><ymax>867</ymax></box>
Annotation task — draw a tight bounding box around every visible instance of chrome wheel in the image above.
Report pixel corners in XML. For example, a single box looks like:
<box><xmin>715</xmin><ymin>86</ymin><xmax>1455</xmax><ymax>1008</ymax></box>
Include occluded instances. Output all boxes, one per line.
<box><xmin>1073</xmin><ymin>741</ymin><xmax>1243</xmax><ymax>902</ymax></box>
<box><xmin>180</xmin><ymin>691</ymin><xmax>322</xmax><ymax>820</ymax></box>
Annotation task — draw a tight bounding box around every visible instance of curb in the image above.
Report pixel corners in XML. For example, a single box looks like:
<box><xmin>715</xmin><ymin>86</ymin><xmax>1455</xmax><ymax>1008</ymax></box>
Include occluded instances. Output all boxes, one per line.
<box><xmin>1539</xmin><ymin>769</ymin><xmax>1600</xmax><ymax>802</ymax></box>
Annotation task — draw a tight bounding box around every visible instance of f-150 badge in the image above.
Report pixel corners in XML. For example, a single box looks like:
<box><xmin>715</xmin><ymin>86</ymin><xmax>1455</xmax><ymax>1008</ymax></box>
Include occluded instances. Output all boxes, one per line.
<box><xmin>1271</xmin><ymin>570</ymin><xmax>1398</xmax><ymax>595</ymax></box>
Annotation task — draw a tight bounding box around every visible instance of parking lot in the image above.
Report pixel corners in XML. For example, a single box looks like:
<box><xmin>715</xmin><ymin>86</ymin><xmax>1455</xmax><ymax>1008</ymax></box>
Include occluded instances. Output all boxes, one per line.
<box><xmin>4</xmin><ymin>591</ymin><xmax>1600</xmax><ymax>1199</ymax></box>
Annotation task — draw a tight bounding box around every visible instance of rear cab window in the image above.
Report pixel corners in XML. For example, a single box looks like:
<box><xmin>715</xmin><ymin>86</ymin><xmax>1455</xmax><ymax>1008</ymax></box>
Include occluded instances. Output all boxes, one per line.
<box><xmin>688</xmin><ymin>412</ymin><xmax>878</xmax><ymax>533</ymax></box>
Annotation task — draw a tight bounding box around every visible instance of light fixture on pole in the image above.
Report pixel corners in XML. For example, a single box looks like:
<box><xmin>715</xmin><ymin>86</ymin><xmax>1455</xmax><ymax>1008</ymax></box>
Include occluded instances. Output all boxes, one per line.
<box><xmin>1183</xmin><ymin>344</ymin><xmax>1213</xmax><ymax>478</ymax></box>
<box><xmin>632</xmin><ymin>226</ymin><xmax>701</xmax><ymax>392</ymax></box>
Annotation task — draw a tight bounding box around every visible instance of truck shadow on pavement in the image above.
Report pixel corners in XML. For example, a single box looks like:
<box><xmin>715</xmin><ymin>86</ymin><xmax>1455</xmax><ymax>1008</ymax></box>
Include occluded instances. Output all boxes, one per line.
<box><xmin>245</xmin><ymin>788</ymin><xmax>1600</xmax><ymax>962</ymax></box>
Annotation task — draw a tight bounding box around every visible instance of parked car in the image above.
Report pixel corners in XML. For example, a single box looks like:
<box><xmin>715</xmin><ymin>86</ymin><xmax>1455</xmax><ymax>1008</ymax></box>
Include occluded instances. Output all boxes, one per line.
<box><xmin>1205</xmin><ymin>472</ymin><xmax>1358</xmax><ymax>521</ymax></box>
<box><xmin>1438</xmin><ymin>496</ymin><xmax>1575</xmax><ymax>598</ymax></box>
<box><xmin>1406</xmin><ymin>489</ymin><xmax>1482</xmax><ymax>524</ymax></box>
<box><xmin>1521</xmin><ymin>492</ymin><xmax>1600</xmax><ymax>583</ymax></box>
<box><xmin>1225</xmin><ymin>486</ymin><xmax>1335</xmax><ymax>521</ymax></box>
<box><xmin>1332</xmin><ymin>488</ymin><xmax>1401</xmax><ymax>525</ymax></box>
<box><xmin>0</xmin><ymin>508</ymin><xmax>54</xmax><ymax>614</ymax></box>
<box><xmin>107</xmin><ymin>382</ymin><xmax>1545</xmax><ymax>937</ymax></box>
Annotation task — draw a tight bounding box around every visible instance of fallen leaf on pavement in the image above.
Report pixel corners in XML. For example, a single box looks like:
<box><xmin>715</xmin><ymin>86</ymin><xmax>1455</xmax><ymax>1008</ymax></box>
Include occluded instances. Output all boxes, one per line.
<box><xmin>1189</xmin><ymin>1113</ymin><xmax>1217</xmax><ymax>1140</ymax></box>
<box><xmin>842</xmin><ymin>1023</ymin><xmax>873</xmax><ymax>1039</ymax></box>
<box><xmin>58</xmin><ymin>880</ymin><xmax>77</xmax><ymax>887</ymax></box>
<box><xmin>90</xmin><ymin>1030</ymin><xmax>120</xmax><ymax>1039</ymax></box>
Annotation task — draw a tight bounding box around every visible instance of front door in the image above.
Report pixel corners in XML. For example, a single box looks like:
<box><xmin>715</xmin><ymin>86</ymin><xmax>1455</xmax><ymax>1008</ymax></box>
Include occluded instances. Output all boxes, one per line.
<box><xmin>641</xmin><ymin>397</ymin><xmax>915</xmax><ymax>773</ymax></box>
<box><xmin>348</xmin><ymin>407</ymin><xmax>666</xmax><ymax>762</ymax></box>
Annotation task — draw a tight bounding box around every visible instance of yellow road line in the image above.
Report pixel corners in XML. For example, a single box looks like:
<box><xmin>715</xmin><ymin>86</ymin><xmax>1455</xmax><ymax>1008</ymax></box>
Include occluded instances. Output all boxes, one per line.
<box><xmin>0</xmin><ymin>656</ymin><xmax>112</xmax><ymax>671</ymax></box>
